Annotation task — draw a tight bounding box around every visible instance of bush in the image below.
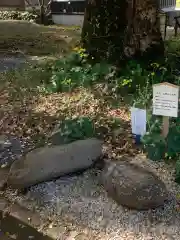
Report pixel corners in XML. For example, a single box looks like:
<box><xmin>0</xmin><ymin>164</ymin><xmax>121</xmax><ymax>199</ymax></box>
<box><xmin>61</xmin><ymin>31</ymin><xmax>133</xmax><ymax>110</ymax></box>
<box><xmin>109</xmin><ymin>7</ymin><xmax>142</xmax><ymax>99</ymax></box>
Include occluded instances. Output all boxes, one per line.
<box><xmin>142</xmin><ymin>116</ymin><xmax>180</xmax><ymax>160</ymax></box>
<box><xmin>141</xmin><ymin>132</ymin><xmax>166</xmax><ymax>161</ymax></box>
<box><xmin>141</xmin><ymin>116</ymin><xmax>180</xmax><ymax>183</ymax></box>
<box><xmin>45</xmin><ymin>49</ymin><xmax>170</xmax><ymax>95</ymax></box>
<box><xmin>46</xmin><ymin>49</ymin><xmax>113</xmax><ymax>93</ymax></box>
<box><xmin>0</xmin><ymin>11</ymin><xmax>39</xmax><ymax>23</ymax></box>
<box><xmin>53</xmin><ymin>117</ymin><xmax>95</xmax><ymax>144</ymax></box>
<box><xmin>175</xmin><ymin>158</ymin><xmax>180</xmax><ymax>184</ymax></box>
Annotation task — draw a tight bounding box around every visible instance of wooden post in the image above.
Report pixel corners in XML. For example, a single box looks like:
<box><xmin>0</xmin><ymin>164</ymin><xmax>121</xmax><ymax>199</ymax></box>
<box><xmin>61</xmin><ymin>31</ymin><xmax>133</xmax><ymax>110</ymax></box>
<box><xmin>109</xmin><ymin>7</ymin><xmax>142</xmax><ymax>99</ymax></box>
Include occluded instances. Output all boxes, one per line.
<box><xmin>162</xmin><ymin>116</ymin><xmax>169</xmax><ymax>138</ymax></box>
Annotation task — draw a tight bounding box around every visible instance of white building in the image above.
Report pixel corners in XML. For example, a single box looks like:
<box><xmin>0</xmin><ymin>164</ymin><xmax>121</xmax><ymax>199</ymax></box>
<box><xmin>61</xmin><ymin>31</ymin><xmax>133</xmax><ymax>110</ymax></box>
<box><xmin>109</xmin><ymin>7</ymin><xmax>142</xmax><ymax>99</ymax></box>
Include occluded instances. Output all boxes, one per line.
<box><xmin>51</xmin><ymin>0</ymin><xmax>85</xmax><ymax>26</ymax></box>
<box><xmin>51</xmin><ymin>0</ymin><xmax>180</xmax><ymax>27</ymax></box>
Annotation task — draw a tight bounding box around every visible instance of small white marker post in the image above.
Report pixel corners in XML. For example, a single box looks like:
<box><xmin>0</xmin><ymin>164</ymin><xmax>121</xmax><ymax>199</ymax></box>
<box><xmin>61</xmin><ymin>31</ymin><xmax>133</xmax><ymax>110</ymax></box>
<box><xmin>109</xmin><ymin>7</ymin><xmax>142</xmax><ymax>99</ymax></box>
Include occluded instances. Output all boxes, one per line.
<box><xmin>153</xmin><ymin>82</ymin><xmax>179</xmax><ymax>138</ymax></box>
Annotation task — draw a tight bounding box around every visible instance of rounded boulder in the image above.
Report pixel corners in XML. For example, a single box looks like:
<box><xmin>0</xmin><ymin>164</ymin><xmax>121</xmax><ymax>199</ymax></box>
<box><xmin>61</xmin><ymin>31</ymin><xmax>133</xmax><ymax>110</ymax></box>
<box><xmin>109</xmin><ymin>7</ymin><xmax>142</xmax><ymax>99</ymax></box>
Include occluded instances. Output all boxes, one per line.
<box><xmin>102</xmin><ymin>161</ymin><xmax>168</xmax><ymax>210</ymax></box>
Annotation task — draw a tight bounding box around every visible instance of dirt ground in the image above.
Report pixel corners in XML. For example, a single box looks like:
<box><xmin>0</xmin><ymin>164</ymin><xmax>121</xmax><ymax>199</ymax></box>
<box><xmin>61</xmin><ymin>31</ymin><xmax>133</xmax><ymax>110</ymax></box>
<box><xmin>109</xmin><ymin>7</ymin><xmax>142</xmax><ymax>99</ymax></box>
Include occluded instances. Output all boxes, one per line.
<box><xmin>0</xmin><ymin>20</ymin><xmax>80</xmax><ymax>57</ymax></box>
<box><xmin>0</xmin><ymin>20</ymin><xmax>180</xmax><ymax>240</ymax></box>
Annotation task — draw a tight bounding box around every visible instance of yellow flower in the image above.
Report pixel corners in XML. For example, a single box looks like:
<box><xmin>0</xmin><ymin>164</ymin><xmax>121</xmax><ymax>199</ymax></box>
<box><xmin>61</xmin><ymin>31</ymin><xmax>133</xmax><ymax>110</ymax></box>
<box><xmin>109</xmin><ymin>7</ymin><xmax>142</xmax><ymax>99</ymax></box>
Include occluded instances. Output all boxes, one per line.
<box><xmin>176</xmin><ymin>193</ymin><xmax>180</xmax><ymax>199</ymax></box>
<box><xmin>151</xmin><ymin>63</ymin><xmax>160</xmax><ymax>68</ymax></box>
<box><xmin>73</xmin><ymin>47</ymin><xmax>79</xmax><ymax>51</ymax></box>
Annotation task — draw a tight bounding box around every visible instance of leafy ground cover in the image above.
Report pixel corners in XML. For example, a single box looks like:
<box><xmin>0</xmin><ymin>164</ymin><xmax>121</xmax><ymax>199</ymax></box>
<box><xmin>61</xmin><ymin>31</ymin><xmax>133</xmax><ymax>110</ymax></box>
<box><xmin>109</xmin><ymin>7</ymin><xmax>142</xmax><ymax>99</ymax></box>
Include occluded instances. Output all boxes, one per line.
<box><xmin>0</xmin><ymin>20</ymin><xmax>80</xmax><ymax>56</ymax></box>
<box><xmin>0</xmin><ymin>11</ymin><xmax>39</xmax><ymax>22</ymax></box>
<box><xmin>0</xmin><ymin>20</ymin><xmax>180</xmax><ymax>182</ymax></box>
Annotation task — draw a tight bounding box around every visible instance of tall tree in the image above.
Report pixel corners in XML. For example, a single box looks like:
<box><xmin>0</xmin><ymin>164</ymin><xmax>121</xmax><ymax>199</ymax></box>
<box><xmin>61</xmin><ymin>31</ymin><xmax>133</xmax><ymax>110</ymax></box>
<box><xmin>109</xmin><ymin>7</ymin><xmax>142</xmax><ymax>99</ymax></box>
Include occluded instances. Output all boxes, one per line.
<box><xmin>81</xmin><ymin>0</ymin><xmax>164</xmax><ymax>64</ymax></box>
<box><xmin>25</xmin><ymin>0</ymin><xmax>52</xmax><ymax>24</ymax></box>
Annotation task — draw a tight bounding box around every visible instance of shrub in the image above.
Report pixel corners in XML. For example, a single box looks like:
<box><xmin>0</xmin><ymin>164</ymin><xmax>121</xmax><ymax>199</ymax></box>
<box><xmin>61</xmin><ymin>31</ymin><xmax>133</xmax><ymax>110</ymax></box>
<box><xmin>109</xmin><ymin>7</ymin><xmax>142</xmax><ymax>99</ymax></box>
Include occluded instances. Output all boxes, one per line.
<box><xmin>141</xmin><ymin>117</ymin><xmax>165</xmax><ymax>161</ymax></box>
<box><xmin>40</xmin><ymin>45</ymin><xmax>179</xmax><ymax>108</ymax></box>
<box><xmin>0</xmin><ymin>11</ymin><xmax>39</xmax><ymax>22</ymax></box>
<box><xmin>166</xmin><ymin>122</ymin><xmax>180</xmax><ymax>159</ymax></box>
<box><xmin>131</xmin><ymin>81</ymin><xmax>152</xmax><ymax>109</ymax></box>
<box><xmin>141</xmin><ymin>117</ymin><xmax>180</xmax><ymax>162</ymax></box>
<box><xmin>175</xmin><ymin>158</ymin><xmax>180</xmax><ymax>184</ymax></box>
<box><xmin>53</xmin><ymin>117</ymin><xmax>95</xmax><ymax>144</ymax></box>
<box><xmin>141</xmin><ymin>133</ymin><xmax>166</xmax><ymax>161</ymax></box>
<box><xmin>46</xmin><ymin>50</ymin><xmax>113</xmax><ymax>93</ymax></box>
<box><xmin>110</xmin><ymin>61</ymin><xmax>173</xmax><ymax>98</ymax></box>
<box><xmin>46</xmin><ymin>51</ymin><xmax>167</xmax><ymax>95</ymax></box>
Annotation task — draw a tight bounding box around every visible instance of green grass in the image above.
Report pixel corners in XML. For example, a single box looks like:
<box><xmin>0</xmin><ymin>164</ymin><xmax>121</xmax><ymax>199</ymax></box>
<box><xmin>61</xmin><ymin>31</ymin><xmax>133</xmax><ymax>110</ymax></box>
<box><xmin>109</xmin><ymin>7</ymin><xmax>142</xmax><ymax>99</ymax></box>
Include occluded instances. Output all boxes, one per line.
<box><xmin>0</xmin><ymin>20</ymin><xmax>80</xmax><ymax>56</ymax></box>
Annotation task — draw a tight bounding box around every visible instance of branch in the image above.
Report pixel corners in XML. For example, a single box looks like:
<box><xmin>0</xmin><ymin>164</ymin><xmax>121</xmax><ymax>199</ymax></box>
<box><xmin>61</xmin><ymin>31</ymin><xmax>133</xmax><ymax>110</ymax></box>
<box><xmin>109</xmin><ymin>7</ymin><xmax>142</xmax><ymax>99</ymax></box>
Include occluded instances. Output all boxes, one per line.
<box><xmin>38</xmin><ymin>0</ymin><xmax>41</xmax><ymax>6</ymax></box>
<box><xmin>38</xmin><ymin>0</ymin><xmax>45</xmax><ymax>7</ymax></box>
<box><xmin>25</xmin><ymin>0</ymin><xmax>38</xmax><ymax>12</ymax></box>
<box><xmin>25</xmin><ymin>0</ymin><xmax>32</xmax><ymax>6</ymax></box>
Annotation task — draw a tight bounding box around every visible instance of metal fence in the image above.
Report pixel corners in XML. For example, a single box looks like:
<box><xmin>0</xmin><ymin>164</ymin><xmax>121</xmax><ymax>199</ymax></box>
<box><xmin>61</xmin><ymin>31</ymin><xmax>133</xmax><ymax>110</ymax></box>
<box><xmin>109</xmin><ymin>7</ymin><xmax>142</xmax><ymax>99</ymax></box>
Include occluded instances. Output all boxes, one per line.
<box><xmin>51</xmin><ymin>1</ymin><xmax>85</xmax><ymax>14</ymax></box>
<box><xmin>159</xmin><ymin>0</ymin><xmax>176</xmax><ymax>9</ymax></box>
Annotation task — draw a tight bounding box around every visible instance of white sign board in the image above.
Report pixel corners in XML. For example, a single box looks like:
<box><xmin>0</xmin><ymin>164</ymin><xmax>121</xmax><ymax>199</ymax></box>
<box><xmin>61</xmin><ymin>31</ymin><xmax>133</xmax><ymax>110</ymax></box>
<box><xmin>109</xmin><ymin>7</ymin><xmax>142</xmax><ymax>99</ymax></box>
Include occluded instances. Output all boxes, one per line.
<box><xmin>153</xmin><ymin>82</ymin><xmax>179</xmax><ymax>118</ymax></box>
<box><xmin>131</xmin><ymin>108</ymin><xmax>146</xmax><ymax>136</ymax></box>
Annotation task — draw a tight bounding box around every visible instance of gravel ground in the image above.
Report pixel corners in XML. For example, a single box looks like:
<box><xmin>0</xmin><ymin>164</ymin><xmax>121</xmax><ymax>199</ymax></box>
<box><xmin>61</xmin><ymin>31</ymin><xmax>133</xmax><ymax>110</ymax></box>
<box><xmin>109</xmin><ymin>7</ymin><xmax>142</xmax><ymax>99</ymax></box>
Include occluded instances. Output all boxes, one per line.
<box><xmin>3</xmin><ymin>154</ymin><xmax>180</xmax><ymax>240</ymax></box>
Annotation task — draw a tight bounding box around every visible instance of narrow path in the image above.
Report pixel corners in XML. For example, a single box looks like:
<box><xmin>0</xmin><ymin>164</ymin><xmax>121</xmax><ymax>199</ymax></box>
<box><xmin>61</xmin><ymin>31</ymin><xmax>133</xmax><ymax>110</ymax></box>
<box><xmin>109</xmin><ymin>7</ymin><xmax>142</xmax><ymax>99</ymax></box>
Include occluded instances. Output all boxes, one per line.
<box><xmin>0</xmin><ymin>54</ymin><xmax>26</xmax><ymax>72</ymax></box>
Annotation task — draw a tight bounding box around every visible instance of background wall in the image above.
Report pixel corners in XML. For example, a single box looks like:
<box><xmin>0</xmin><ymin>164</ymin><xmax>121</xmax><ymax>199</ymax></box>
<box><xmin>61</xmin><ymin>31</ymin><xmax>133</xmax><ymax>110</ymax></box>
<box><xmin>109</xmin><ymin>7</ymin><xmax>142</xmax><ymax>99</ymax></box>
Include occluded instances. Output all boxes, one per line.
<box><xmin>0</xmin><ymin>0</ymin><xmax>25</xmax><ymax>10</ymax></box>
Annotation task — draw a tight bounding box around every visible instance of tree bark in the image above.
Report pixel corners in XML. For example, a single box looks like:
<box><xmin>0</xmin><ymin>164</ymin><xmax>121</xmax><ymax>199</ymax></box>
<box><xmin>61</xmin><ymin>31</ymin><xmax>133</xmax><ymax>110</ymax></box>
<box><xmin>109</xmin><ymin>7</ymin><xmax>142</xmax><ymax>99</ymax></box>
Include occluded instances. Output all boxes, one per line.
<box><xmin>38</xmin><ymin>0</ymin><xmax>45</xmax><ymax>24</ymax></box>
<box><xmin>81</xmin><ymin>0</ymin><xmax>164</xmax><ymax>64</ymax></box>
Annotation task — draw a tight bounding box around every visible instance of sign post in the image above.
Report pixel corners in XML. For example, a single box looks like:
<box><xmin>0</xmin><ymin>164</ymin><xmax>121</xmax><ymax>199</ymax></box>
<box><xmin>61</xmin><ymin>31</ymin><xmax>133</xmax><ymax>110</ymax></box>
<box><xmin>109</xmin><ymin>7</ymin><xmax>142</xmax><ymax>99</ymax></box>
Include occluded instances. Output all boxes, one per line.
<box><xmin>162</xmin><ymin>116</ymin><xmax>169</xmax><ymax>138</ymax></box>
<box><xmin>153</xmin><ymin>82</ymin><xmax>179</xmax><ymax>138</ymax></box>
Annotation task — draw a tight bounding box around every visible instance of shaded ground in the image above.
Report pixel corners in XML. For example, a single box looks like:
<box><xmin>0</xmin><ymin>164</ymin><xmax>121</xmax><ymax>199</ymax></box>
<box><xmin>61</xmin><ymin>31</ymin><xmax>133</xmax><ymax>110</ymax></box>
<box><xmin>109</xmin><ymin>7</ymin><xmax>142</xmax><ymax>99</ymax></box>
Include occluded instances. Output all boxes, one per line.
<box><xmin>0</xmin><ymin>20</ymin><xmax>80</xmax><ymax>57</ymax></box>
<box><xmin>0</xmin><ymin>54</ymin><xmax>26</xmax><ymax>72</ymax></box>
<box><xmin>0</xmin><ymin>211</ymin><xmax>52</xmax><ymax>240</ymax></box>
<box><xmin>0</xmin><ymin>135</ymin><xmax>33</xmax><ymax>166</ymax></box>
<box><xmin>0</xmin><ymin>20</ymin><xmax>80</xmax><ymax>72</ymax></box>
<box><xmin>0</xmin><ymin>20</ymin><xmax>180</xmax><ymax>240</ymax></box>
<box><xmin>0</xmin><ymin>20</ymin><xmax>81</xmax><ymax>142</ymax></box>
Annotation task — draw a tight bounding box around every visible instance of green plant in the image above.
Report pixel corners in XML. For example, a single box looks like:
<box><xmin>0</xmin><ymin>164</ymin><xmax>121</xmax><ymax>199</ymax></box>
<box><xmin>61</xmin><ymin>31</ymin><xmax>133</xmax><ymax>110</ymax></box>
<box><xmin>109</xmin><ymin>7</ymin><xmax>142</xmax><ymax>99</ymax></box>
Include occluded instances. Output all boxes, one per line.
<box><xmin>147</xmin><ymin>117</ymin><xmax>162</xmax><ymax>134</ymax></box>
<box><xmin>118</xmin><ymin>61</ymin><xmax>148</xmax><ymax>92</ymax></box>
<box><xmin>142</xmin><ymin>115</ymin><xmax>180</xmax><ymax>163</ymax></box>
<box><xmin>112</xmin><ymin>61</ymin><xmax>169</xmax><ymax>98</ymax></box>
<box><xmin>132</xmin><ymin>80</ymin><xmax>152</xmax><ymax>109</ymax></box>
<box><xmin>148</xmin><ymin>63</ymin><xmax>168</xmax><ymax>84</ymax></box>
<box><xmin>55</xmin><ymin>117</ymin><xmax>95</xmax><ymax>144</ymax></box>
<box><xmin>142</xmin><ymin>116</ymin><xmax>164</xmax><ymax>161</ymax></box>
<box><xmin>175</xmin><ymin>157</ymin><xmax>180</xmax><ymax>184</ymax></box>
<box><xmin>141</xmin><ymin>132</ymin><xmax>166</xmax><ymax>161</ymax></box>
<box><xmin>45</xmin><ymin>53</ymin><xmax>177</xmax><ymax>97</ymax></box>
<box><xmin>47</xmin><ymin>51</ymin><xmax>112</xmax><ymax>93</ymax></box>
<box><xmin>73</xmin><ymin>47</ymin><xmax>88</xmax><ymax>63</ymax></box>
<box><xmin>166</xmin><ymin>123</ymin><xmax>180</xmax><ymax>159</ymax></box>
<box><xmin>0</xmin><ymin>11</ymin><xmax>39</xmax><ymax>22</ymax></box>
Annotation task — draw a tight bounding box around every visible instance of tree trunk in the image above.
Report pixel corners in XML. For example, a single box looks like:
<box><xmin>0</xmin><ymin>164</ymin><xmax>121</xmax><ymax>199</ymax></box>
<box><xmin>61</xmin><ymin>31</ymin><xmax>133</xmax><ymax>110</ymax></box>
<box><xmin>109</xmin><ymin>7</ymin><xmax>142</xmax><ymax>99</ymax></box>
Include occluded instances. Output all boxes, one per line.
<box><xmin>38</xmin><ymin>0</ymin><xmax>45</xmax><ymax>24</ymax></box>
<box><xmin>81</xmin><ymin>0</ymin><xmax>164</xmax><ymax>64</ymax></box>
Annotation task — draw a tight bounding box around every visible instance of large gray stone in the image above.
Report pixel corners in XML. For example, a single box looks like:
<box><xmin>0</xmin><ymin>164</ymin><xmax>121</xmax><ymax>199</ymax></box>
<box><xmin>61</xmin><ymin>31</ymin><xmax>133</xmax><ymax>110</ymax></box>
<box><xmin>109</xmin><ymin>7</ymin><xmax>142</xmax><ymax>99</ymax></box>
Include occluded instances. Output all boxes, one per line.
<box><xmin>7</xmin><ymin>138</ymin><xmax>103</xmax><ymax>189</ymax></box>
<box><xmin>102</xmin><ymin>160</ymin><xmax>168</xmax><ymax>210</ymax></box>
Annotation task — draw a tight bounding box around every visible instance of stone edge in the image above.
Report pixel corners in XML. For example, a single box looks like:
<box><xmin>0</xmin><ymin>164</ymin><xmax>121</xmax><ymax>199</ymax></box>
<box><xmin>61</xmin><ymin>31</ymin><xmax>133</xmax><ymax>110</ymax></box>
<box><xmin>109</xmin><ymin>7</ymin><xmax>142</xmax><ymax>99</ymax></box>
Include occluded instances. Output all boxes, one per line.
<box><xmin>0</xmin><ymin>197</ymin><xmax>53</xmax><ymax>237</ymax></box>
